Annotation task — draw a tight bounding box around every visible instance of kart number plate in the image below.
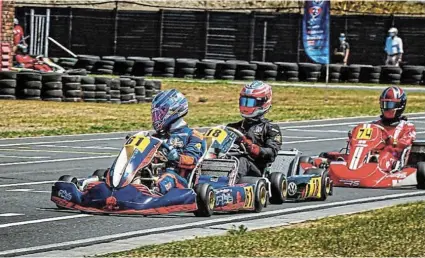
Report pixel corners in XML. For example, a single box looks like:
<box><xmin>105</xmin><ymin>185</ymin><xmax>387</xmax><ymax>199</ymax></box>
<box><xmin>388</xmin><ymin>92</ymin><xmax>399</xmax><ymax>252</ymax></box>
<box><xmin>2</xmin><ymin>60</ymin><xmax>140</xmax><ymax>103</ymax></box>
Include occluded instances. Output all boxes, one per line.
<box><xmin>356</xmin><ymin>128</ymin><xmax>373</xmax><ymax>140</ymax></box>
<box><xmin>205</xmin><ymin>128</ymin><xmax>227</xmax><ymax>144</ymax></box>
<box><xmin>125</xmin><ymin>136</ymin><xmax>150</xmax><ymax>151</ymax></box>
<box><xmin>307</xmin><ymin>177</ymin><xmax>321</xmax><ymax>198</ymax></box>
<box><xmin>243</xmin><ymin>186</ymin><xmax>254</xmax><ymax>208</ymax></box>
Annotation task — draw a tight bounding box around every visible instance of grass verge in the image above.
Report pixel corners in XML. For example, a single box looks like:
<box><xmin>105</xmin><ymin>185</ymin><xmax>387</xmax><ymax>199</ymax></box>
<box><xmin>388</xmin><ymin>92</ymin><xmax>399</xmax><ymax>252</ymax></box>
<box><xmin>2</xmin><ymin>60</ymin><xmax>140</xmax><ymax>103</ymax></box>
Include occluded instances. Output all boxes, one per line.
<box><xmin>106</xmin><ymin>201</ymin><xmax>425</xmax><ymax>257</ymax></box>
<box><xmin>1</xmin><ymin>81</ymin><xmax>425</xmax><ymax>138</ymax></box>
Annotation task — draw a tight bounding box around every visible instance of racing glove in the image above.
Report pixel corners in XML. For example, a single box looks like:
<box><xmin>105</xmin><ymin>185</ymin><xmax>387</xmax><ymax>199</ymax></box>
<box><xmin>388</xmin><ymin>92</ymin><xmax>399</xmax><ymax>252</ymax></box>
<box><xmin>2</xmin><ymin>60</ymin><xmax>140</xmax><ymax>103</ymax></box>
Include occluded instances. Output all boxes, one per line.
<box><xmin>241</xmin><ymin>136</ymin><xmax>261</xmax><ymax>157</ymax></box>
<box><xmin>167</xmin><ymin>148</ymin><xmax>180</xmax><ymax>161</ymax></box>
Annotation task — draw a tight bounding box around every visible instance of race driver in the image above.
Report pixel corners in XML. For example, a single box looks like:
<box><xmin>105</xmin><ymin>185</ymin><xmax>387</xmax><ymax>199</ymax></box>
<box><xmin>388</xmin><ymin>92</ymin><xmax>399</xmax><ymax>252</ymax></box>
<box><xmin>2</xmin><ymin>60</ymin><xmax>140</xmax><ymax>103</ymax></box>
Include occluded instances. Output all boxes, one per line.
<box><xmin>373</xmin><ymin>86</ymin><xmax>416</xmax><ymax>172</ymax></box>
<box><xmin>149</xmin><ymin>89</ymin><xmax>207</xmax><ymax>194</ymax></box>
<box><xmin>227</xmin><ymin>81</ymin><xmax>282</xmax><ymax>180</ymax></box>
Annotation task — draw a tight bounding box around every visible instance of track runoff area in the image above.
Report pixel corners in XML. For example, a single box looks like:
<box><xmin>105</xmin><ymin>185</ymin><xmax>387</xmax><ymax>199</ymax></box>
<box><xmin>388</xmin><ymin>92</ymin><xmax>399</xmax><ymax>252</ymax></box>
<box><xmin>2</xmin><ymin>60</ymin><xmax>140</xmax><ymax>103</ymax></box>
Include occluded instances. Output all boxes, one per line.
<box><xmin>1</xmin><ymin>113</ymin><xmax>425</xmax><ymax>256</ymax></box>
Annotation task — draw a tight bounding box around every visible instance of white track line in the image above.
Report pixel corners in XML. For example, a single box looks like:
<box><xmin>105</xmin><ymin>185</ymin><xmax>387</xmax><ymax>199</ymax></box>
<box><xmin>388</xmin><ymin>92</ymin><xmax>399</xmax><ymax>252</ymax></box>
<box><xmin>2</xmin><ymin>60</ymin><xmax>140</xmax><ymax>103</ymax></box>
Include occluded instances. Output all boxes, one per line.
<box><xmin>285</xmin><ymin>129</ymin><xmax>348</xmax><ymax>133</ymax></box>
<box><xmin>284</xmin><ymin>137</ymin><xmax>347</xmax><ymax>144</ymax></box>
<box><xmin>0</xmin><ymin>155</ymin><xmax>115</xmax><ymax>167</ymax></box>
<box><xmin>0</xmin><ymin>154</ymin><xmax>50</xmax><ymax>159</ymax></box>
<box><xmin>38</xmin><ymin>145</ymin><xmax>120</xmax><ymax>150</ymax></box>
<box><xmin>0</xmin><ymin>214</ymin><xmax>91</xmax><ymax>229</ymax></box>
<box><xmin>1</xmin><ymin>191</ymin><xmax>423</xmax><ymax>256</ymax></box>
<box><xmin>0</xmin><ymin>138</ymin><xmax>122</xmax><ymax>147</ymax></box>
<box><xmin>0</xmin><ymin>213</ymin><xmax>24</xmax><ymax>217</ymax></box>
<box><xmin>5</xmin><ymin>189</ymin><xmax>50</xmax><ymax>193</ymax></box>
<box><xmin>0</xmin><ymin>181</ymin><xmax>56</xmax><ymax>188</ymax></box>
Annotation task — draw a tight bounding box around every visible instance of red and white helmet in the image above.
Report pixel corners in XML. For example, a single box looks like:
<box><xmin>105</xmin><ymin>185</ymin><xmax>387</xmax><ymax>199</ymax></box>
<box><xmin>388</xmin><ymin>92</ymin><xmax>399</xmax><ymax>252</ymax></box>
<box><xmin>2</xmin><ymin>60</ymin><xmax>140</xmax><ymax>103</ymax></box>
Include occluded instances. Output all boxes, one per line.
<box><xmin>380</xmin><ymin>86</ymin><xmax>407</xmax><ymax>120</ymax></box>
<box><xmin>239</xmin><ymin>81</ymin><xmax>272</xmax><ymax>118</ymax></box>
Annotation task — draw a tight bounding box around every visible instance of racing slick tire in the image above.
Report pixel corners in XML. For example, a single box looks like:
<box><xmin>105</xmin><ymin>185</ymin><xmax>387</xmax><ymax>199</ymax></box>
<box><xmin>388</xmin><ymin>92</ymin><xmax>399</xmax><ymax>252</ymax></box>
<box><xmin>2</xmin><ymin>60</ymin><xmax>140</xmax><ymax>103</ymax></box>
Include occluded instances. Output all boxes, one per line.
<box><xmin>299</xmin><ymin>156</ymin><xmax>314</xmax><ymax>165</ymax></box>
<box><xmin>194</xmin><ymin>183</ymin><xmax>215</xmax><ymax>217</ymax></box>
<box><xmin>254</xmin><ymin>179</ymin><xmax>267</xmax><ymax>212</ymax></box>
<box><xmin>92</xmin><ymin>169</ymin><xmax>108</xmax><ymax>181</ymax></box>
<box><xmin>269</xmin><ymin>172</ymin><xmax>287</xmax><ymax>204</ymax></box>
<box><xmin>416</xmin><ymin>162</ymin><xmax>425</xmax><ymax>189</ymax></box>
<box><xmin>319</xmin><ymin>171</ymin><xmax>332</xmax><ymax>201</ymax></box>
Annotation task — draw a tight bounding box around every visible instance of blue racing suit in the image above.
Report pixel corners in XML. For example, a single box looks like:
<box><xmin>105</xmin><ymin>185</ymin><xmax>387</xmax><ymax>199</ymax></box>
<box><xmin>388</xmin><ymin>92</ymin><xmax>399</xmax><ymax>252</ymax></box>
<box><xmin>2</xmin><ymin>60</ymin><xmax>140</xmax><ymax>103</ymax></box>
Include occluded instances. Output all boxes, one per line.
<box><xmin>155</xmin><ymin>124</ymin><xmax>206</xmax><ymax>194</ymax></box>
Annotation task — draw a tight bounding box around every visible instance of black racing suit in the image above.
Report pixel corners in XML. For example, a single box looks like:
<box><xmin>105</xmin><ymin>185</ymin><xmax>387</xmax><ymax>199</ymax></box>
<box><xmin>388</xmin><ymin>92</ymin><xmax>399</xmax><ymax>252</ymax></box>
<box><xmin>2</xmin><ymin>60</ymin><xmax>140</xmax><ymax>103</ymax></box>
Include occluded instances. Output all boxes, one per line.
<box><xmin>227</xmin><ymin>117</ymin><xmax>282</xmax><ymax>179</ymax></box>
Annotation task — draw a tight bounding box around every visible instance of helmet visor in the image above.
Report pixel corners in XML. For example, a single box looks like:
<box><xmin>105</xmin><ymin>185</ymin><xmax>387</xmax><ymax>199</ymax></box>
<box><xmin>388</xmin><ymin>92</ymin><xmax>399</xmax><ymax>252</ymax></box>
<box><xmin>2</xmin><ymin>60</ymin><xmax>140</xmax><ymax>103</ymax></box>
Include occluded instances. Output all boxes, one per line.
<box><xmin>381</xmin><ymin>100</ymin><xmax>401</xmax><ymax>110</ymax></box>
<box><xmin>240</xmin><ymin>97</ymin><xmax>257</xmax><ymax>108</ymax></box>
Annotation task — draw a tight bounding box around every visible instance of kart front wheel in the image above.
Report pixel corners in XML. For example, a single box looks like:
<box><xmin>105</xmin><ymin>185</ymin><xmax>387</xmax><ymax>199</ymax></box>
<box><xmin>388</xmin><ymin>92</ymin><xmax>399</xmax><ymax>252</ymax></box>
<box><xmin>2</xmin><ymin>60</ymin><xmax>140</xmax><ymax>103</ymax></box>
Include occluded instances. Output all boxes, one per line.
<box><xmin>194</xmin><ymin>183</ymin><xmax>215</xmax><ymax>217</ymax></box>
<box><xmin>416</xmin><ymin>162</ymin><xmax>425</xmax><ymax>189</ymax></box>
<box><xmin>319</xmin><ymin>171</ymin><xmax>332</xmax><ymax>201</ymax></box>
<box><xmin>269</xmin><ymin>172</ymin><xmax>287</xmax><ymax>204</ymax></box>
<box><xmin>92</xmin><ymin>169</ymin><xmax>108</xmax><ymax>181</ymax></box>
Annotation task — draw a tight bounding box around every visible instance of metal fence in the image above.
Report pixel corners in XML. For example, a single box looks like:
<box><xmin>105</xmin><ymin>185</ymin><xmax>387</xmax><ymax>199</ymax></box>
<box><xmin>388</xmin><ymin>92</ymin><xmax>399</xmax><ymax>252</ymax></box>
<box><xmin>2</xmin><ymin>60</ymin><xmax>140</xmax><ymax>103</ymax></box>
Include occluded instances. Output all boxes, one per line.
<box><xmin>14</xmin><ymin>7</ymin><xmax>425</xmax><ymax>65</ymax></box>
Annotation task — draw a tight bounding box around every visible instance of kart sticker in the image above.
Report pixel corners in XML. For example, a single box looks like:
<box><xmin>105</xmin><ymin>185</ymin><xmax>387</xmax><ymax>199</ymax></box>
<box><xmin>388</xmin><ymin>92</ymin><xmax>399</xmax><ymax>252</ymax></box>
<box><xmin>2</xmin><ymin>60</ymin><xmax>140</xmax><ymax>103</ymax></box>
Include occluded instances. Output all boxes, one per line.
<box><xmin>356</xmin><ymin>128</ymin><xmax>373</xmax><ymax>140</ymax></box>
<box><xmin>125</xmin><ymin>135</ymin><xmax>151</xmax><ymax>152</ymax></box>
<box><xmin>243</xmin><ymin>186</ymin><xmax>254</xmax><ymax>208</ymax></box>
<box><xmin>58</xmin><ymin>189</ymin><xmax>72</xmax><ymax>201</ymax></box>
<box><xmin>216</xmin><ymin>191</ymin><xmax>234</xmax><ymax>206</ymax></box>
<box><xmin>307</xmin><ymin>177</ymin><xmax>321</xmax><ymax>198</ymax></box>
<box><xmin>205</xmin><ymin>128</ymin><xmax>227</xmax><ymax>144</ymax></box>
<box><xmin>287</xmin><ymin>182</ymin><xmax>297</xmax><ymax>196</ymax></box>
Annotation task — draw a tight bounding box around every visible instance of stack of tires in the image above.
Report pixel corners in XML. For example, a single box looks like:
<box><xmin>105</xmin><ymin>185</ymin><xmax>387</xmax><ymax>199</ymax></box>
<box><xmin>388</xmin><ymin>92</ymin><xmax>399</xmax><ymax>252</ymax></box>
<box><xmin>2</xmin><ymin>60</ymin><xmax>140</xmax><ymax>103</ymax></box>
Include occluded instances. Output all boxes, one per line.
<box><xmin>41</xmin><ymin>73</ymin><xmax>63</xmax><ymax>102</ymax></box>
<box><xmin>109</xmin><ymin>79</ymin><xmax>121</xmax><ymax>104</ymax></box>
<box><xmin>298</xmin><ymin>63</ymin><xmax>322</xmax><ymax>82</ymax></box>
<box><xmin>328</xmin><ymin>64</ymin><xmax>343</xmax><ymax>83</ymax></box>
<box><xmin>254</xmin><ymin>62</ymin><xmax>278</xmax><ymax>81</ymax></box>
<box><xmin>114</xmin><ymin>59</ymin><xmax>134</xmax><ymax>76</ymax></box>
<box><xmin>94</xmin><ymin>77</ymin><xmax>110</xmax><ymax>103</ymax></box>
<box><xmin>346</xmin><ymin>65</ymin><xmax>364</xmax><ymax>83</ymax></box>
<box><xmin>401</xmin><ymin>66</ymin><xmax>424</xmax><ymax>85</ymax></box>
<box><xmin>62</xmin><ymin>75</ymin><xmax>82</xmax><ymax>102</ymax></box>
<box><xmin>153</xmin><ymin>58</ymin><xmax>175</xmax><ymax>77</ymax></box>
<box><xmin>215</xmin><ymin>62</ymin><xmax>237</xmax><ymax>80</ymax></box>
<box><xmin>175</xmin><ymin>59</ymin><xmax>197</xmax><ymax>78</ymax></box>
<box><xmin>144</xmin><ymin>80</ymin><xmax>155</xmax><ymax>102</ymax></box>
<box><xmin>380</xmin><ymin>66</ymin><xmax>402</xmax><ymax>84</ymax></box>
<box><xmin>132</xmin><ymin>77</ymin><xmax>146</xmax><ymax>103</ymax></box>
<box><xmin>119</xmin><ymin>78</ymin><xmax>136</xmax><ymax>104</ymax></box>
<box><xmin>92</xmin><ymin>60</ymin><xmax>115</xmax><ymax>75</ymax></box>
<box><xmin>57</xmin><ymin>58</ymin><xmax>77</xmax><ymax>70</ymax></box>
<box><xmin>235</xmin><ymin>62</ymin><xmax>257</xmax><ymax>81</ymax></box>
<box><xmin>275</xmin><ymin>62</ymin><xmax>299</xmax><ymax>82</ymax></box>
<box><xmin>80</xmin><ymin>76</ymin><xmax>96</xmax><ymax>102</ymax></box>
<box><xmin>152</xmin><ymin>80</ymin><xmax>162</xmax><ymax>97</ymax></box>
<box><xmin>74</xmin><ymin>55</ymin><xmax>100</xmax><ymax>73</ymax></box>
<box><xmin>0</xmin><ymin>71</ymin><xmax>17</xmax><ymax>100</ymax></box>
<box><xmin>195</xmin><ymin>60</ymin><xmax>219</xmax><ymax>79</ymax></box>
<box><xmin>130</xmin><ymin>57</ymin><xmax>154</xmax><ymax>76</ymax></box>
<box><xmin>16</xmin><ymin>72</ymin><xmax>42</xmax><ymax>100</ymax></box>
<box><xmin>359</xmin><ymin>66</ymin><xmax>381</xmax><ymax>84</ymax></box>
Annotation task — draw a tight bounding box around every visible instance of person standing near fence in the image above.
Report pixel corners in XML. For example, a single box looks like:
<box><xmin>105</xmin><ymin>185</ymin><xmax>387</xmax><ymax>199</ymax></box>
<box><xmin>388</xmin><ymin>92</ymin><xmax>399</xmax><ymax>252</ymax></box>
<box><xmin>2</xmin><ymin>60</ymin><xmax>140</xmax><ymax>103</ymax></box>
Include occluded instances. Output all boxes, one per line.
<box><xmin>13</xmin><ymin>18</ymin><xmax>27</xmax><ymax>54</ymax></box>
<box><xmin>333</xmin><ymin>33</ymin><xmax>350</xmax><ymax>65</ymax></box>
<box><xmin>385</xmin><ymin>27</ymin><xmax>403</xmax><ymax>66</ymax></box>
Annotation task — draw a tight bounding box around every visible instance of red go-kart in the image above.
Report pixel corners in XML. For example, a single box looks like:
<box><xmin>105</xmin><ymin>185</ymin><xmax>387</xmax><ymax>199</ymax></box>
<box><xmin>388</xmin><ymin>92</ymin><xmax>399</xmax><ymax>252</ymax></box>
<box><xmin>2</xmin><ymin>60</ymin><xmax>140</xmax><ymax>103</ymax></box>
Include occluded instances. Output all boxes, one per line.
<box><xmin>316</xmin><ymin>123</ymin><xmax>425</xmax><ymax>189</ymax></box>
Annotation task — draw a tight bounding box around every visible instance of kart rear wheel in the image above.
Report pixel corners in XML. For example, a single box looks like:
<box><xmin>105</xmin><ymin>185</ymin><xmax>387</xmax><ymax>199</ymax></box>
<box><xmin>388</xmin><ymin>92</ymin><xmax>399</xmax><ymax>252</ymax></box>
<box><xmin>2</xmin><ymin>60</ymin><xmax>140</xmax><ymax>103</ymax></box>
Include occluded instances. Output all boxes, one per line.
<box><xmin>299</xmin><ymin>156</ymin><xmax>314</xmax><ymax>165</ymax></box>
<box><xmin>319</xmin><ymin>171</ymin><xmax>332</xmax><ymax>201</ymax></box>
<box><xmin>269</xmin><ymin>172</ymin><xmax>287</xmax><ymax>204</ymax></box>
<box><xmin>58</xmin><ymin>175</ymin><xmax>78</xmax><ymax>184</ymax></box>
<box><xmin>254</xmin><ymin>179</ymin><xmax>267</xmax><ymax>213</ymax></box>
<box><xmin>416</xmin><ymin>162</ymin><xmax>425</xmax><ymax>189</ymax></box>
<box><xmin>194</xmin><ymin>183</ymin><xmax>215</xmax><ymax>217</ymax></box>
<box><xmin>92</xmin><ymin>169</ymin><xmax>108</xmax><ymax>181</ymax></box>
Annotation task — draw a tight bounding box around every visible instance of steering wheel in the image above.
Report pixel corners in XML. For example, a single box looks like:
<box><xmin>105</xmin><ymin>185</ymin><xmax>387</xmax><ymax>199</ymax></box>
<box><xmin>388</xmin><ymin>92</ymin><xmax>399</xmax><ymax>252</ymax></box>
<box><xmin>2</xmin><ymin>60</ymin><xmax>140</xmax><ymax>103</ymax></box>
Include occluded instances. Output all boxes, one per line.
<box><xmin>226</xmin><ymin>127</ymin><xmax>248</xmax><ymax>155</ymax></box>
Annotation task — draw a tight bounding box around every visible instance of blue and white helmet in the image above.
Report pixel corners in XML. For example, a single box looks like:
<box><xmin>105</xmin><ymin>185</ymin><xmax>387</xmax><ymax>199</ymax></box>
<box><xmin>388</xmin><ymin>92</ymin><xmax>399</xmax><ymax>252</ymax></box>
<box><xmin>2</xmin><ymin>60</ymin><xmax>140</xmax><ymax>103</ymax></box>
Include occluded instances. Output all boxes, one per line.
<box><xmin>151</xmin><ymin>89</ymin><xmax>189</xmax><ymax>133</ymax></box>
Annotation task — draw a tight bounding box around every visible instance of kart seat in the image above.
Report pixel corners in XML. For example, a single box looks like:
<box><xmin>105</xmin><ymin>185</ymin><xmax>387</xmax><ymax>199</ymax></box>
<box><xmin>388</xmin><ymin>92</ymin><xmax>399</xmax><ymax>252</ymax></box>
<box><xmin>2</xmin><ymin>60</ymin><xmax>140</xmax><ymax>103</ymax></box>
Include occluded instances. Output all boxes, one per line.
<box><xmin>200</xmin><ymin>158</ymin><xmax>239</xmax><ymax>185</ymax></box>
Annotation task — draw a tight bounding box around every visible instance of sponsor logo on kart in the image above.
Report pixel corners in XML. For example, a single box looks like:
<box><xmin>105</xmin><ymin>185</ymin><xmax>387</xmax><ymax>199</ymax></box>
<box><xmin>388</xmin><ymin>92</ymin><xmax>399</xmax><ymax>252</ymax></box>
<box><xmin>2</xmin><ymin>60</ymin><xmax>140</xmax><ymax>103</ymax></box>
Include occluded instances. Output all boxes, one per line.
<box><xmin>339</xmin><ymin>179</ymin><xmax>360</xmax><ymax>187</ymax></box>
<box><xmin>210</xmin><ymin>177</ymin><xmax>219</xmax><ymax>182</ymax></box>
<box><xmin>216</xmin><ymin>188</ymin><xmax>232</xmax><ymax>193</ymax></box>
<box><xmin>287</xmin><ymin>182</ymin><xmax>297</xmax><ymax>196</ymax></box>
<box><xmin>58</xmin><ymin>189</ymin><xmax>72</xmax><ymax>201</ymax></box>
<box><xmin>216</xmin><ymin>192</ymin><xmax>233</xmax><ymax>206</ymax></box>
<box><xmin>388</xmin><ymin>172</ymin><xmax>407</xmax><ymax>179</ymax></box>
<box><xmin>169</xmin><ymin>137</ymin><xmax>184</xmax><ymax>148</ymax></box>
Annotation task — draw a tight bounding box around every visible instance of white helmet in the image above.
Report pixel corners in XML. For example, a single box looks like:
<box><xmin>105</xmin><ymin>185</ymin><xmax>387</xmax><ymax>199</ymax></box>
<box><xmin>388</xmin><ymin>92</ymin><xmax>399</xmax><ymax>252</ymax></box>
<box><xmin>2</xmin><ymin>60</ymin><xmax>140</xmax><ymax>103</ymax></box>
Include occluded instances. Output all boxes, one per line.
<box><xmin>14</xmin><ymin>18</ymin><xmax>19</xmax><ymax>25</ymax></box>
<box><xmin>388</xmin><ymin>27</ymin><xmax>398</xmax><ymax>35</ymax></box>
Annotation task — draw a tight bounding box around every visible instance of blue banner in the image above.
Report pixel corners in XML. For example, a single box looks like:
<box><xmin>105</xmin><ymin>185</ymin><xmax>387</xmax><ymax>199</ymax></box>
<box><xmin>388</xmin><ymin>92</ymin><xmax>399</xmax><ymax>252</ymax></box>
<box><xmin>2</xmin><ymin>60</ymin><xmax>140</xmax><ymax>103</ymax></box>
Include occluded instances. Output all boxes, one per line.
<box><xmin>302</xmin><ymin>0</ymin><xmax>330</xmax><ymax>64</ymax></box>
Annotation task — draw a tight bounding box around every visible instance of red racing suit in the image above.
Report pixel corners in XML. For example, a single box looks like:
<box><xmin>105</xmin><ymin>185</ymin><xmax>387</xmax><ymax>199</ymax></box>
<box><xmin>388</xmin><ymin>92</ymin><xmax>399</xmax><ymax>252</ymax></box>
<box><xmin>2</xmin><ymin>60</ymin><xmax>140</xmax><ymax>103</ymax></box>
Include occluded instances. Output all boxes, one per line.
<box><xmin>13</xmin><ymin>25</ymin><xmax>24</xmax><ymax>46</ymax></box>
<box><xmin>373</xmin><ymin>117</ymin><xmax>416</xmax><ymax>172</ymax></box>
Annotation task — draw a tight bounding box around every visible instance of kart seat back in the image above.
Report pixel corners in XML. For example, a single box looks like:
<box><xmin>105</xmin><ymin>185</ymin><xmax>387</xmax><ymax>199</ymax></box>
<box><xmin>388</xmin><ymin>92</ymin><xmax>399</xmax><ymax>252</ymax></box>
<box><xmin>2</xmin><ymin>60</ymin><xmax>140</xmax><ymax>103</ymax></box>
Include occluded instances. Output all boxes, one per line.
<box><xmin>268</xmin><ymin>150</ymin><xmax>300</xmax><ymax>177</ymax></box>
<box><xmin>200</xmin><ymin>158</ymin><xmax>239</xmax><ymax>185</ymax></box>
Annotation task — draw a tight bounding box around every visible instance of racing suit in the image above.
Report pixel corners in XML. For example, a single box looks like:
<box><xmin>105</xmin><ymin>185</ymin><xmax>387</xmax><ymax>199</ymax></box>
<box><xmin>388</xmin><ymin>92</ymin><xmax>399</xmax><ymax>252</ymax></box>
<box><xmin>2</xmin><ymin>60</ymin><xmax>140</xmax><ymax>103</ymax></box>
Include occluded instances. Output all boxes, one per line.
<box><xmin>154</xmin><ymin>120</ymin><xmax>206</xmax><ymax>194</ymax></box>
<box><xmin>373</xmin><ymin>116</ymin><xmax>416</xmax><ymax>172</ymax></box>
<box><xmin>227</xmin><ymin>117</ymin><xmax>282</xmax><ymax>179</ymax></box>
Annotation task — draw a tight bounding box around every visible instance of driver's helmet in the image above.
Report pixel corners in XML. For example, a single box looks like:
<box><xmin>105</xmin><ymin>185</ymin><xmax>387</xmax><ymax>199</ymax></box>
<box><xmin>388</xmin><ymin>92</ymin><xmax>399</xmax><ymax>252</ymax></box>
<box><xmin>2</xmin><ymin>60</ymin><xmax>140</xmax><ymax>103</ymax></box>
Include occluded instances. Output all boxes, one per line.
<box><xmin>151</xmin><ymin>89</ymin><xmax>188</xmax><ymax>133</ymax></box>
<box><xmin>380</xmin><ymin>86</ymin><xmax>406</xmax><ymax>120</ymax></box>
<box><xmin>388</xmin><ymin>27</ymin><xmax>398</xmax><ymax>37</ymax></box>
<box><xmin>16</xmin><ymin>44</ymin><xmax>28</xmax><ymax>54</ymax></box>
<box><xmin>14</xmin><ymin>18</ymin><xmax>19</xmax><ymax>25</ymax></box>
<box><xmin>239</xmin><ymin>81</ymin><xmax>272</xmax><ymax>118</ymax></box>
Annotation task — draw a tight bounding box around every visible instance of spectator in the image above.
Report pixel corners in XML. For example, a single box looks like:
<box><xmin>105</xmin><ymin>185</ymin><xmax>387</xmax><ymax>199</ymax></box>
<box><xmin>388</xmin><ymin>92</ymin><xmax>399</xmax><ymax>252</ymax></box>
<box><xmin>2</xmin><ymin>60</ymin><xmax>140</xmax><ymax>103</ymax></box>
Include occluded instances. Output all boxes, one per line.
<box><xmin>333</xmin><ymin>33</ymin><xmax>350</xmax><ymax>65</ymax></box>
<box><xmin>385</xmin><ymin>27</ymin><xmax>403</xmax><ymax>66</ymax></box>
<box><xmin>13</xmin><ymin>18</ymin><xmax>26</xmax><ymax>53</ymax></box>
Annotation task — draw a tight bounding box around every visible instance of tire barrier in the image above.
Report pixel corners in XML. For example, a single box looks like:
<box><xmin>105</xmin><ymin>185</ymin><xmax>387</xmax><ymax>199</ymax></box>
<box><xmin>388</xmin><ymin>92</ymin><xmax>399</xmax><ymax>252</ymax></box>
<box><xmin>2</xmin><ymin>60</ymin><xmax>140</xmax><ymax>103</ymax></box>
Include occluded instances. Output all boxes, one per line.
<box><xmin>275</xmin><ymin>62</ymin><xmax>299</xmax><ymax>82</ymax></box>
<box><xmin>359</xmin><ymin>66</ymin><xmax>381</xmax><ymax>84</ymax></box>
<box><xmin>16</xmin><ymin>72</ymin><xmax>42</xmax><ymax>100</ymax></box>
<box><xmin>215</xmin><ymin>62</ymin><xmax>237</xmax><ymax>80</ymax></box>
<box><xmin>380</xmin><ymin>65</ymin><xmax>402</xmax><ymax>85</ymax></box>
<box><xmin>119</xmin><ymin>77</ymin><xmax>137</xmax><ymax>104</ymax></box>
<box><xmin>195</xmin><ymin>60</ymin><xmax>220</xmax><ymax>80</ymax></box>
<box><xmin>401</xmin><ymin>65</ymin><xmax>425</xmax><ymax>85</ymax></box>
<box><xmin>235</xmin><ymin>62</ymin><xmax>257</xmax><ymax>81</ymax></box>
<box><xmin>94</xmin><ymin>77</ymin><xmax>111</xmax><ymax>103</ymax></box>
<box><xmin>298</xmin><ymin>63</ymin><xmax>322</xmax><ymax>83</ymax></box>
<box><xmin>152</xmin><ymin>58</ymin><xmax>175</xmax><ymax>78</ymax></box>
<box><xmin>0</xmin><ymin>71</ymin><xmax>17</xmax><ymax>100</ymax></box>
<box><xmin>42</xmin><ymin>72</ymin><xmax>63</xmax><ymax>102</ymax></box>
<box><xmin>254</xmin><ymin>62</ymin><xmax>278</xmax><ymax>81</ymax></box>
<box><xmin>175</xmin><ymin>58</ymin><xmax>197</xmax><ymax>79</ymax></box>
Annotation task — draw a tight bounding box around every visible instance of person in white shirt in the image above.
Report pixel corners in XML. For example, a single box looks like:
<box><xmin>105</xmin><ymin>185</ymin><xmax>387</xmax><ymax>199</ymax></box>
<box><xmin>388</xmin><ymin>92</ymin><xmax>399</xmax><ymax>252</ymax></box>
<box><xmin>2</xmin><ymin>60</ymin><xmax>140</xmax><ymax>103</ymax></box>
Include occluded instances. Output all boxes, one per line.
<box><xmin>384</xmin><ymin>27</ymin><xmax>403</xmax><ymax>66</ymax></box>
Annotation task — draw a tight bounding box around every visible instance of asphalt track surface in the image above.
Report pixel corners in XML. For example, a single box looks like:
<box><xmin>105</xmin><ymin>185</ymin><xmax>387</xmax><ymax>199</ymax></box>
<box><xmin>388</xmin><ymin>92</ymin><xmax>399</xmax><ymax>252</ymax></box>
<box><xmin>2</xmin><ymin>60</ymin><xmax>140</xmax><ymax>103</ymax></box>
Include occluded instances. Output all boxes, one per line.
<box><xmin>1</xmin><ymin>114</ymin><xmax>425</xmax><ymax>255</ymax></box>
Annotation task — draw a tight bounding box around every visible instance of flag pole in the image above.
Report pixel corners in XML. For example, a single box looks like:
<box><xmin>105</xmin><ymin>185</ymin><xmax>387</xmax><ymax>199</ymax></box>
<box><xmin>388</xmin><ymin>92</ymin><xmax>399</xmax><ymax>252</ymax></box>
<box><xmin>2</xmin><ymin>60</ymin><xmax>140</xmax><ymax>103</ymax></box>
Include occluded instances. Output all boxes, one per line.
<box><xmin>325</xmin><ymin>63</ymin><xmax>329</xmax><ymax>102</ymax></box>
